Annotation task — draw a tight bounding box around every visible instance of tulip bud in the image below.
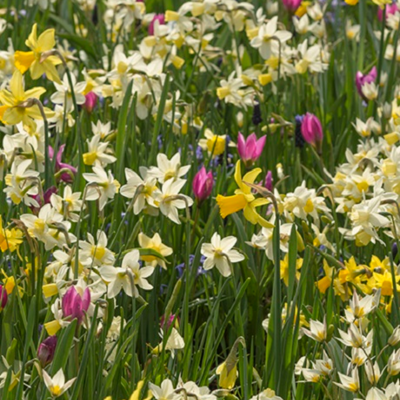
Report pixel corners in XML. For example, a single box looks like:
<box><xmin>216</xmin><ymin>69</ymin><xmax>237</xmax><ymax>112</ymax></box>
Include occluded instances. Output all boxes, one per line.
<box><xmin>264</xmin><ymin>171</ymin><xmax>273</xmax><ymax>191</ymax></box>
<box><xmin>0</xmin><ymin>285</ymin><xmax>7</xmax><ymax>312</ymax></box>
<box><xmin>393</xmin><ymin>242</ymin><xmax>398</xmax><ymax>261</ymax></box>
<box><xmin>193</xmin><ymin>166</ymin><xmax>214</xmax><ymax>204</ymax></box>
<box><xmin>282</xmin><ymin>0</ymin><xmax>302</xmax><ymax>13</ymax></box>
<box><xmin>355</xmin><ymin>67</ymin><xmax>377</xmax><ymax>100</ymax></box>
<box><xmin>83</xmin><ymin>92</ymin><xmax>98</xmax><ymax>113</ymax></box>
<box><xmin>160</xmin><ymin>314</ymin><xmax>179</xmax><ymax>330</ymax></box>
<box><xmin>38</xmin><ymin>335</ymin><xmax>58</xmax><ymax>367</ymax></box>
<box><xmin>149</xmin><ymin>14</ymin><xmax>165</xmax><ymax>35</ymax></box>
<box><xmin>62</xmin><ymin>286</ymin><xmax>91</xmax><ymax>324</ymax></box>
<box><xmin>301</xmin><ymin>113</ymin><xmax>323</xmax><ymax>154</ymax></box>
<box><xmin>237</xmin><ymin>132</ymin><xmax>266</xmax><ymax>167</ymax></box>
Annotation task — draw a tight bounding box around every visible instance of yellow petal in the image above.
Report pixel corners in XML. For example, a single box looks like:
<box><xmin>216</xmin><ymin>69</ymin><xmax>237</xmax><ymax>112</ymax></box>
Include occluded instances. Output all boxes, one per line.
<box><xmin>37</xmin><ymin>28</ymin><xmax>56</xmax><ymax>51</ymax></box>
<box><xmin>42</xmin><ymin>283</ymin><xmax>59</xmax><ymax>298</ymax></box>
<box><xmin>25</xmin><ymin>23</ymin><xmax>38</xmax><ymax>49</ymax></box>
<box><xmin>10</xmin><ymin>70</ymin><xmax>24</xmax><ymax>100</ymax></box>
<box><xmin>216</xmin><ymin>194</ymin><xmax>247</xmax><ymax>218</ymax></box>
<box><xmin>234</xmin><ymin>160</ymin><xmax>243</xmax><ymax>190</ymax></box>
<box><xmin>14</xmin><ymin>51</ymin><xmax>36</xmax><ymax>74</ymax></box>
<box><xmin>44</xmin><ymin>320</ymin><xmax>62</xmax><ymax>336</ymax></box>
<box><xmin>24</xmin><ymin>87</ymin><xmax>46</xmax><ymax>99</ymax></box>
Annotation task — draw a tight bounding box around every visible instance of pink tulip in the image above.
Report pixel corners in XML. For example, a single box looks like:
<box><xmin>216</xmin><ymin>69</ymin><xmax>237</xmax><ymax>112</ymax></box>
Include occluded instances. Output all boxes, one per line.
<box><xmin>301</xmin><ymin>113</ymin><xmax>323</xmax><ymax>153</ymax></box>
<box><xmin>160</xmin><ymin>314</ymin><xmax>178</xmax><ymax>330</ymax></box>
<box><xmin>378</xmin><ymin>3</ymin><xmax>399</xmax><ymax>21</ymax></box>
<box><xmin>355</xmin><ymin>67</ymin><xmax>377</xmax><ymax>99</ymax></box>
<box><xmin>282</xmin><ymin>0</ymin><xmax>302</xmax><ymax>13</ymax></box>
<box><xmin>83</xmin><ymin>92</ymin><xmax>98</xmax><ymax>113</ymax></box>
<box><xmin>62</xmin><ymin>286</ymin><xmax>91</xmax><ymax>324</ymax></box>
<box><xmin>237</xmin><ymin>132</ymin><xmax>266</xmax><ymax>166</ymax></box>
<box><xmin>38</xmin><ymin>336</ymin><xmax>58</xmax><ymax>367</ymax></box>
<box><xmin>30</xmin><ymin>186</ymin><xmax>58</xmax><ymax>215</ymax></box>
<box><xmin>149</xmin><ymin>14</ymin><xmax>165</xmax><ymax>35</ymax></box>
<box><xmin>49</xmin><ymin>145</ymin><xmax>77</xmax><ymax>183</ymax></box>
<box><xmin>193</xmin><ymin>166</ymin><xmax>213</xmax><ymax>203</ymax></box>
<box><xmin>0</xmin><ymin>285</ymin><xmax>7</xmax><ymax>312</ymax></box>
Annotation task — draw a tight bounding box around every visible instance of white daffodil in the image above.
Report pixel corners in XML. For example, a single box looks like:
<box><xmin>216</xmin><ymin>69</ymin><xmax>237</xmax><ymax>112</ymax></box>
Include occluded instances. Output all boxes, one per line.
<box><xmin>250</xmin><ymin>17</ymin><xmax>292</xmax><ymax>60</ymax></box>
<box><xmin>100</xmin><ymin>249</ymin><xmax>153</xmax><ymax>298</ymax></box>
<box><xmin>50</xmin><ymin>73</ymin><xmax>86</xmax><ymax>112</ymax></box>
<box><xmin>43</xmin><ymin>369</ymin><xmax>76</xmax><ymax>398</ymax></box>
<box><xmin>148</xmin><ymin>152</ymin><xmax>190</xmax><ymax>184</ymax></box>
<box><xmin>149</xmin><ymin>379</ymin><xmax>180</xmax><ymax>400</ymax></box>
<box><xmin>154</xmin><ymin>178</ymin><xmax>193</xmax><ymax>224</ymax></box>
<box><xmin>83</xmin><ymin>134</ymin><xmax>117</xmax><ymax>167</ymax></box>
<box><xmin>120</xmin><ymin>166</ymin><xmax>160</xmax><ymax>214</ymax></box>
<box><xmin>50</xmin><ymin>186</ymin><xmax>82</xmax><ymax>222</ymax></box>
<box><xmin>138</xmin><ymin>232</ymin><xmax>172</xmax><ymax>269</ymax></box>
<box><xmin>79</xmin><ymin>230</ymin><xmax>115</xmax><ymax>268</ymax></box>
<box><xmin>201</xmin><ymin>232</ymin><xmax>244</xmax><ymax>277</ymax></box>
<box><xmin>83</xmin><ymin>166</ymin><xmax>120</xmax><ymax>211</ymax></box>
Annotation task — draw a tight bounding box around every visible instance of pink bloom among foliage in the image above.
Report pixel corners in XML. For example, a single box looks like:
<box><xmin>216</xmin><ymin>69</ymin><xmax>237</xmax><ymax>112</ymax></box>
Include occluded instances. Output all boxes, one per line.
<box><xmin>355</xmin><ymin>67</ymin><xmax>377</xmax><ymax>99</ymax></box>
<box><xmin>237</xmin><ymin>132</ymin><xmax>266</xmax><ymax>166</ymax></box>
<box><xmin>83</xmin><ymin>92</ymin><xmax>98</xmax><ymax>113</ymax></box>
<box><xmin>301</xmin><ymin>113</ymin><xmax>324</xmax><ymax>153</ymax></box>
<box><xmin>62</xmin><ymin>286</ymin><xmax>91</xmax><ymax>324</ymax></box>
<box><xmin>265</xmin><ymin>171</ymin><xmax>273</xmax><ymax>192</ymax></box>
<box><xmin>378</xmin><ymin>2</ymin><xmax>399</xmax><ymax>21</ymax></box>
<box><xmin>193</xmin><ymin>166</ymin><xmax>213</xmax><ymax>203</ymax></box>
<box><xmin>149</xmin><ymin>14</ymin><xmax>165</xmax><ymax>35</ymax></box>
<box><xmin>282</xmin><ymin>0</ymin><xmax>302</xmax><ymax>13</ymax></box>
<box><xmin>0</xmin><ymin>285</ymin><xmax>7</xmax><ymax>313</ymax></box>
<box><xmin>49</xmin><ymin>145</ymin><xmax>77</xmax><ymax>183</ymax></box>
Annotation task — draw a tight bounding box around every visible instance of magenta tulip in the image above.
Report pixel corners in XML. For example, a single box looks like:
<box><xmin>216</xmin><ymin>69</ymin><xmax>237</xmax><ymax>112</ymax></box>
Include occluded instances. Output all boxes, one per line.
<box><xmin>282</xmin><ymin>0</ymin><xmax>302</xmax><ymax>13</ymax></box>
<box><xmin>38</xmin><ymin>335</ymin><xmax>58</xmax><ymax>367</ymax></box>
<box><xmin>301</xmin><ymin>113</ymin><xmax>323</xmax><ymax>153</ymax></box>
<box><xmin>237</xmin><ymin>132</ymin><xmax>266</xmax><ymax>166</ymax></box>
<box><xmin>149</xmin><ymin>14</ymin><xmax>165</xmax><ymax>35</ymax></box>
<box><xmin>83</xmin><ymin>92</ymin><xmax>98</xmax><ymax>113</ymax></box>
<box><xmin>62</xmin><ymin>286</ymin><xmax>91</xmax><ymax>324</ymax></box>
<box><xmin>378</xmin><ymin>3</ymin><xmax>399</xmax><ymax>21</ymax></box>
<box><xmin>0</xmin><ymin>285</ymin><xmax>7</xmax><ymax>312</ymax></box>
<box><xmin>355</xmin><ymin>67</ymin><xmax>377</xmax><ymax>99</ymax></box>
<box><xmin>193</xmin><ymin>166</ymin><xmax>213</xmax><ymax>204</ymax></box>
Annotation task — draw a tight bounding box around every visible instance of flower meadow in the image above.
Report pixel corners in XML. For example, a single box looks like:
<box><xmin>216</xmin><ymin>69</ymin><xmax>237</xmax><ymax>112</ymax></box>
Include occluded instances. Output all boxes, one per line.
<box><xmin>1</xmin><ymin>0</ymin><xmax>400</xmax><ymax>399</ymax></box>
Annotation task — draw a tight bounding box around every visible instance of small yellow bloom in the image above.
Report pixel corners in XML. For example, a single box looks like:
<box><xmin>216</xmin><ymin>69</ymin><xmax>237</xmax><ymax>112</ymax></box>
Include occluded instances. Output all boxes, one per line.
<box><xmin>14</xmin><ymin>24</ymin><xmax>62</xmax><ymax>83</ymax></box>
<box><xmin>44</xmin><ymin>319</ymin><xmax>62</xmax><ymax>336</ymax></box>
<box><xmin>344</xmin><ymin>0</ymin><xmax>359</xmax><ymax>5</ymax></box>
<box><xmin>216</xmin><ymin>361</ymin><xmax>237</xmax><ymax>389</ymax></box>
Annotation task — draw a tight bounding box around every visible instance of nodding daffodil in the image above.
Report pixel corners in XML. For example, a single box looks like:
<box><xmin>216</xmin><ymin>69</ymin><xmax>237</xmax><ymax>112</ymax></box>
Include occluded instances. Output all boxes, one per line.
<box><xmin>216</xmin><ymin>161</ymin><xmax>274</xmax><ymax>228</ymax></box>
<box><xmin>14</xmin><ymin>24</ymin><xmax>62</xmax><ymax>83</ymax></box>
<box><xmin>0</xmin><ymin>70</ymin><xmax>54</xmax><ymax>127</ymax></box>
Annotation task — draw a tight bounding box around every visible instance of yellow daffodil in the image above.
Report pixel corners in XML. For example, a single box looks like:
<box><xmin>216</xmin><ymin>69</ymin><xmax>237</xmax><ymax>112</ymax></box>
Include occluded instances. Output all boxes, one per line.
<box><xmin>280</xmin><ymin>254</ymin><xmax>302</xmax><ymax>286</ymax></box>
<box><xmin>0</xmin><ymin>70</ymin><xmax>54</xmax><ymax>127</ymax></box>
<box><xmin>0</xmin><ymin>217</ymin><xmax>23</xmax><ymax>253</ymax></box>
<box><xmin>344</xmin><ymin>0</ymin><xmax>359</xmax><ymax>5</ymax></box>
<box><xmin>14</xmin><ymin>24</ymin><xmax>62</xmax><ymax>83</ymax></box>
<box><xmin>316</xmin><ymin>260</ymin><xmax>334</xmax><ymax>294</ymax></box>
<box><xmin>216</xmin><ymin>161</ymin><xmax>274</xmax><ymax>228</ymax></box>
<box><xmin>216</xmin><ymin>361</ymin><xmax>237</xmax><ymax>390</ymax></box>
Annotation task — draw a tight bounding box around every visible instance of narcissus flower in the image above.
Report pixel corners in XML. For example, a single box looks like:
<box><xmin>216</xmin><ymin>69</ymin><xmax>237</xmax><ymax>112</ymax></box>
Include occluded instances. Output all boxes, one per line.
<box><xmin>216</xmin><ymin>161</ymin><xmax>274</xmax><ymax>228</ymax></box>
<box><xmin>14</xmin><ymin>24</ymin><xmax>62</xmax><ymax>83</ymax></box>
<box><xmin>0</xmin><ymin>70</ymin><xmax>54</xmax><ymax>127</ymax></box>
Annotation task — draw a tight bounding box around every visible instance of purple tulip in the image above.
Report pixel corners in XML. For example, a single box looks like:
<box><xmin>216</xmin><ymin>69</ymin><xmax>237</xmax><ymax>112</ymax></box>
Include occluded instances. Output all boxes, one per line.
<box><xmin>49</xmin><ymin>145</ymin><xmax>77</xmax><ymax>183</ymax></box>
<box><xmin>237</xmin><ymin>132</ymin><xmax>266</xmax><ymax>166</ymax></box>
<box><xmin>265</xmin><ymin>171</ymin><xmax>273</xmax><ymax>192</ymax></box>
<box><xmin>30</xmin><ymin>186</ymin><xmax>58</xmax><ymax>215</ymax></box>
<box><xmin>301</xmin><ymin>113</ymin><xmax>324</xmax><ymax>153</ymax></box>
<box><xmin>83</xmin><ymin>92</ymin><xmax>98</xmax><ymax>113</ymax></box>
<box><xmin>149</xmin><ymin>14</ymin><xmax>165</xmax><ymax>35</ymax></box>
<box><xmin>378</xmin><ymin>3</ymin><xmax>399</xmax><ymax>21</ymax></box>
<box><xmin>193</xmin><ymin>166</ymin><xmax>213</xmax><ymax>204</ymax></box>
<box><xmin>0</xmin><ymin>285</ymin><xmax>7</xmax><ymax>312</ymax></box>
<box><xmin>62</xmin><ymin>286</ymin><xmax>91</xmax><ymax>324</ymax></box>
<box><xmin>282</xmin><ymin>0</ymin><xmax>302</xmax><ymax>13</ymax></box>
<box><xmin>160</xmin><ymin>314</ymin><xmax>178</xmax><ymax>330</ymax></box>
<box><xmin>355</xmin><ymin>67</ymin><xmax>377</xmax><ymax>100</ymax></box>
<box><xmin>38</xmin><ymin>335</ymin><xmax>58</xmax><ymax>367</ymax></box>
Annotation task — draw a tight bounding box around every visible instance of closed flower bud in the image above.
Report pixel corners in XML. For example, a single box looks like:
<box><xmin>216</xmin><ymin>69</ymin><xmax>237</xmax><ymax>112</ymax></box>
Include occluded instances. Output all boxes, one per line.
<box><xmin>282</xmin><ymin>0</ymin><xmax>302</xmax><ymax>13</ymax></box>
<box><xmin>0</xmin><ymin>285</ymin><xmax>7</xmax><ymax>312</ymax></box>
<box><xmin>38</xmin><ymin>335</ymin><xmax>58</xmax><ymax>367</ymax></box>
<box><xmin>193</xmin><ymin>166</ymin><xmax>214</xmax><ymax>204</ymax></box>
<box><xmin>62</xmin><ymin>286</ymin><xmax>91</xmax><ymax>324</ymax></box>
<box><xmin>264</xmin><ymin>171</ymin><xmax>273</xmax><ymax>191</ymax></box>
<box><xmin>237</xmin><ymin>132</ymin><xmax>266</xmax><ymax>166</ymax></box>
<box><xmin>83</xmin><ymin>92</ymin><xmax>98</xmax><ymax>113</ymax></box>
<box><xmin>301</xmin><ymin>113</ymin><xmax>323</xmax><ymax>153</ymax></box>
